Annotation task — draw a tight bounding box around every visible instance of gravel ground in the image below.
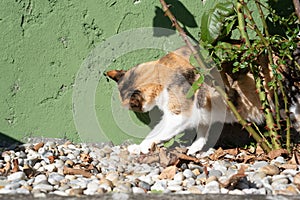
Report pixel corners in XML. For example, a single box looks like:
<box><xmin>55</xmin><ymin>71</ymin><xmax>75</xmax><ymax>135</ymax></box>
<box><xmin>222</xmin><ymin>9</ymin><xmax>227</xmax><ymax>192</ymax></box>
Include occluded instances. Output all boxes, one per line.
<box><xmin>0</xmin><ymin>139</ymin><xmax>300</xmax><ymax>198</ymax></box>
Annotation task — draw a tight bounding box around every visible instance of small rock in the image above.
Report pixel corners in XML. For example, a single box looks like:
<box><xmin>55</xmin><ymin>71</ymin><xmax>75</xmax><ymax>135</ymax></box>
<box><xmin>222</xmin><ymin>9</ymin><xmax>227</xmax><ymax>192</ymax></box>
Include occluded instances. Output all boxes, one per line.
<box><xmin>202</xmin><ymin>181</ymin><xmax>220</xmax><ymax>194</ymax></box>
<box><xmin>281</xmin><ymin>169</ymin><xmax>299</xmax><ymax>176</ymax></box>
<box><xmin>33</xmin><ymin>174</ymin><xmax>48</xmax><ymax>185</ymax></box>
<box><xmin>7</xmin><ymin>172</ymin><xmax>26</xmax><ymax>182</ymax></box>
<box><xmin>235</xmin><ymin>178</ymin><xmax>249</xmax><ymax>190</ymax></box>
<box><xmin>272</xmin><ymin>156</ymin><xmax>286</xmax><ymax>164</ymax></box>
<box><xmin>138</xmin><ymin>175</ymin><xmax>153</xmax><ymax>185</ymax></box>
<box><xmin>32</xmin><ymin>183</ymin><xmax>54</xmax><ymax>192</ymax></box>
<box><xmin>173</xmin><ymin>172</ymin><xmax>184</xmax><ymax>181</ymax></box>
<box><xmin>50</xmin><ymin>190</ymin><xmax>68</xmax><ymax>196</ymax></box>
<box><xmin>182</xmin><ymin>178</ymin><xmax>195</xmax><ymax>187</ymax></box>
<box><xmin>48</xmin><ymin>173</ymin><xmax>65</xmax><ymax>185</ymax></box>
<box><xmin>66</xmin><ymin>188</ymin><xmax>84</xmax><ymax>196</ymax></box>
<box><xmin>183</xmin><ymin>169</ymin><xmax>195</xmax><ymax>179</ymax></box>
<box><xmin>192</xmin><ymin>168</ymin><xmax>201</xmax><ymax>176</ymax></box>
<box><xmin>151</xmin><ymin>180</ymin><xmax>167</xmax><ymax>192</ymax></box>
<box><xmin>229</xmin><ymin>189</ymin><xmax>244</xmax><ymax>195</ymax></box>
<box><xmin>187</xmin><ymin>186</ymin><xmax>202</xmax><ymax>194</ymax></box>
<box><xmin>113</xmin><ymin>182</ymin><xmax>132</xmax><ymax>193</ymax></box>
<box><xmin>208</xmin><ymin>169</ymin><xmax>222</xmax><ymax>178</ymax></box>
<box><xmin>86</xmin><ymin>181</ymin><xmax>100</xmax><ymax>193</ymax></box>
<box><xmin>253</xmin><ymin>171</ymin><xmax>267</xmax><ymax>180</ymax></box>
<box><xmin>167</xmin><ymin>185</ymin><xmax>183</xmax><ymax>192</ymax></box>
<box><xmin>252</xmin><ymin>161</ymin><xmax>268</xmax><ymax>169</ymax></box>
<box><xmin>43</xmin><ymin>164</ymin><xmax>56</xmax><ymax>172</ymax></box>
<box><xmin>138</xmin><ymin>181</ymin><xmax>151</xmax><ymax>191</ymax></box>
<box><xmin>16</xmin><ymin>188</ymin><xmax>30</xmax><ymax>194</ymax></box>
<box><xmin>276</xmin><ymin>185</ymin><xmax>299</xmax><ymax>195</ymax></box>
<box><xmin>0</xmin><ymin>188</ymin><xmax>15</xmax><ymax>194</ymax></box>
<box><xmin>272</xmin><ymin>175</ymin><xmax>289</xmax><ymax>183</ymax></box>
<box><xmin>5</xmin><ymin>182</ymin><xmax>21</xmax><ymax>190</ymax></box>
<box><xmin>243</xmin><ymin>188</ymin><xmax>261</xmax><ymax>194</ymax></box>
<box><xmin>206</xmin><ymin>176</ymin><xmax>218</xmax><ymax>184</ymax></box>
<box><xmin>259</xmin><ymin>165</ymin><xmax>280</xmax><ymax>176</ymax></box>
<box><xmin>132</xmin><ymin>187</ymin><xmax>145</xmax><ymax>193</ymax></box>
<box><xmin>105</xmin><ymin>172</ymin><xmax>119</xmax><ymax>184</ymax></box>
<box><xmin>293</xmin><ymin>173</ymin><xmax>300</xmax><ymax>185</ymax></box>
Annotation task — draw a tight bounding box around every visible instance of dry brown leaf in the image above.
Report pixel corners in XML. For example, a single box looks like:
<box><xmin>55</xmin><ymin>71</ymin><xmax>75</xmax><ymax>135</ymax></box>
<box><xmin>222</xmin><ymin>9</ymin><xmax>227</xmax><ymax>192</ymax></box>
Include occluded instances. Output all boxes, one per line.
<box><xmin>278</xmin><ymin>163</ymin><xmax>298</xmax><ymax>170</ymax></box>
<box><xmin>138</xmin><ymin>153</ymin><xmax>160</xmax><ymax>164</ymax></box>
<box><xmin>221</xmin><ymin>165</ymin><xmax>247</xmax><ymax>189</ymax></box>
<box><xmin>23</xmin><ymin>164</ymin><xmax>35</xmax><ymax>178</ymax></box>
<box><xmin>288</xmin><ymin>151</ymin><xmax>300</xmax><ymax>165</ymax></box>
<box><xmin>48</xmin><ymin>156</ymin><xmax>56</xmax><ymax>164</ymax></box>
<box><xmin>80</xmin><ymin>153</ymin><xmax>92</xmax><ymax>163</ymax></box>
<box><xmin>63</xmin><ymin>166</ymin><xmax>92</xmax><ymax>178</ymax></box>
<box><xmin>11</xmin><ymin>159</ymin><xmax>19</xmax><ymax>173</ymax></box>
<box><xmin>0</xmin><ymin>161</ymin><xmax>11</xmax><ymax>175</ymax></box>
<box><xmin>158</xmin><ymin>165</ymin><xmax>176</xmax><ymax>180</ymax></box>
<box><xmin>255</xmin><ymin>145</ymin><xmax>265</xmax><ymax>156</ymax></box>
<box><xmin>170</xmin><ymin>150</ymin><xmax>200</xmax><ymax>163</ymax></box>
<box><xmin>267</xmin><ymin>149</ymin><xmax>289</xmax><ymax>160</ymax></box>
<box><xmin>33</xmin><ymin>142</ymin><xmax>44</xmax><ymax>151</ymax></box>
<box><xmin>293</xmin><ymin>173</ymin><xmax>300</xmax><ymax>186</ymax></box>
<box><xmin>159</xmin><ymin>148</ymin><xmax>170</xmax><ymax>167</ymax></box>
<box><xmin>209</xmin><ymin>147</ymin><xmax>226</xmax><ymax>160</ymax></box>
<box><xmin>224</xmin><ymin>148</ymin><xmax>239</xmax><ymax>156</ymax></box>
<box><xmin>203</xmin><ymin>165</ymin><xmax>209</xmax><ymax>179</ymax></box>
<box><xmin>242</xmin><ymin>155</ymin><xmax>256</xmax><ymax>164</ymax></box>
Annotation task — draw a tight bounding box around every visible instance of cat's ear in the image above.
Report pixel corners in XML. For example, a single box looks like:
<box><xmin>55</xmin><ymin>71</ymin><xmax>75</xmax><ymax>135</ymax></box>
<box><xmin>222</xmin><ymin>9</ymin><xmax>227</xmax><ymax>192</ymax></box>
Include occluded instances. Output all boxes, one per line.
<box><xmin>106</xmin><ymin>70</ymin><xmax>126</xmax><ymax>82</ymax></box>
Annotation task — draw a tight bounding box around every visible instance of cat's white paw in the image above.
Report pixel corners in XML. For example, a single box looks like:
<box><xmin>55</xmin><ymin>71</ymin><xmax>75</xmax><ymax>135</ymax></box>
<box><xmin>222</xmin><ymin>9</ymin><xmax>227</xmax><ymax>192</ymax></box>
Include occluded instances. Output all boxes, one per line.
<box><xmin>187</xmin><ymin>146</ymin><xmax>199</xmax><ymax>155</ymax></box>
<box><xmin>127</xmin><ymin>142</ymin><xmax>152</xmax><ymax>155</ymax></box>
<box><xmin>127</xmin><ymin>144</ymin><xmax>141</xmax><ymax>155</ymax></box>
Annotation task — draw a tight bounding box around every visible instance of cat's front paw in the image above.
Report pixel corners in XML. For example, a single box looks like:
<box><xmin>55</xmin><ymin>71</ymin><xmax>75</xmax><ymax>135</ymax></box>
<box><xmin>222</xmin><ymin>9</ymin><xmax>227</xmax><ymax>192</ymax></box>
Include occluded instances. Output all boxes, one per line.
<box><xmin>127</xmin><ymin>144</ymin><xmax>141</xmax><ymax>155</ymax></box>
<box><xmin>187</xmin><ymin>147</ymin><xmax>199</xmax><ymax>156</ymax></box>
<box><xmin>127</xmin><ymin>143</ymin><xmax>151</xmax><ymax>154</ymax></box>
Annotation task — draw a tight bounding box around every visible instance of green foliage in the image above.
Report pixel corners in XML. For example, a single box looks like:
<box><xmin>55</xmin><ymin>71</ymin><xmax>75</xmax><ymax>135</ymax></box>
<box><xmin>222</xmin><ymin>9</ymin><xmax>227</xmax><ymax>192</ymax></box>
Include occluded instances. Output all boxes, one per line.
<box><xmin>200</xmin><ymin>2</ymin><xmax>236</xmax><ymax>44</ymax></box>
<box><xmin>163</xmin><ymin>132</ymin><xmax>187</xmax><ymax>148</ymax></box>
<box><xmin>186</xmin><ymin>73</ymin><xmax>205</xmax><ymax>99</ymax></box>
<box><xmin>199</xmin><ymin>0</ymin><xmax>299</xmax><ymax>153</ymax></box>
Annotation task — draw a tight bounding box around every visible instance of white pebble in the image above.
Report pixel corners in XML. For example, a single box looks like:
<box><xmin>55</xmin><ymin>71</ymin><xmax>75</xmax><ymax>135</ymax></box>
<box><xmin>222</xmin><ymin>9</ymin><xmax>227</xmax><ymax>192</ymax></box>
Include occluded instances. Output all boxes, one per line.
<box><xmin>7</xmin><ymin>172</ymin><xmax>26</xmax><ymax>182</ymax></box>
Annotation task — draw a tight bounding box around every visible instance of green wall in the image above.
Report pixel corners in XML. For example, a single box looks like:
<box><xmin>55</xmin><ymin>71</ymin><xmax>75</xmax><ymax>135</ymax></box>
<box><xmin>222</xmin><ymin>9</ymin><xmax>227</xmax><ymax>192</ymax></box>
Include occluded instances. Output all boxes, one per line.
<box><xmin>0</xmin><ymin>0</ymin><xmax>217</xmax><ymax>144</ymax></box>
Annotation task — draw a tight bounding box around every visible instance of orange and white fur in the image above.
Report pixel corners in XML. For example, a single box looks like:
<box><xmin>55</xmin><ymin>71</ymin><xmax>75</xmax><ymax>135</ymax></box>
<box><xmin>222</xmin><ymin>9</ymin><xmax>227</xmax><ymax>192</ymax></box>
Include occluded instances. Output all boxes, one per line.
<box><xmin>106</xmin><ymin>46</ymin><xmax>300</xmax><ymax>155</ymax></box>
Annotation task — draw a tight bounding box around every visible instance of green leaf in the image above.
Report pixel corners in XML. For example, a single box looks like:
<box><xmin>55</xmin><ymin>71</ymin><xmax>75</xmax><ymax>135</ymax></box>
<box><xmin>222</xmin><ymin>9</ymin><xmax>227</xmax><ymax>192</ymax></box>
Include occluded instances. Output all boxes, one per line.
<box><xmin>186</xmin><ymin>74</ymin><xmax>205</xmax><ymax>99</ymax></box>
<box><xmin>163</xmin><ymin>138</ymin><xmax>174</xmax><ymax>148</ymax></box>
<box><xmin>201</xmin><ymin>2</ymin><xmax>236</xmax><ymax>44</ymax></box>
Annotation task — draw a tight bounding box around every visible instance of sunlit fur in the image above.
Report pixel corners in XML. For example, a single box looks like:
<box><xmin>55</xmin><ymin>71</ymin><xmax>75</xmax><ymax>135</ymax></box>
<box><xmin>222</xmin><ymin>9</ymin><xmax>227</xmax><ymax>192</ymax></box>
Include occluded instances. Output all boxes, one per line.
<box><xmin>107</xmin><ymin>46</ymin><xmax>300</xmax><ymax>155</ymax></box>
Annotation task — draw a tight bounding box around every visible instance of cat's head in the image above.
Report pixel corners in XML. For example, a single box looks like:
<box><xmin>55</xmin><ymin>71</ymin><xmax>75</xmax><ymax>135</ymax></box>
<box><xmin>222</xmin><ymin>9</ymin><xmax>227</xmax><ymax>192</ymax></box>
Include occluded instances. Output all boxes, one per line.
<box><xmin>106</xmin><ymin>66</ymin><xmax>162</xmax><ymax>113</ymax></box>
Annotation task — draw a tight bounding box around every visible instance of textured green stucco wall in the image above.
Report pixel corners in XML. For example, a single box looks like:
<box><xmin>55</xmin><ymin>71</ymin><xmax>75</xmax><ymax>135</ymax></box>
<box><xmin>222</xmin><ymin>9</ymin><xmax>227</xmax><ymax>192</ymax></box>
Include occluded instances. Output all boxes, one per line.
<box><xmin>0</xmin><ymin>0</ymin><xmax>217</xmax><ymax>144</ymax></box>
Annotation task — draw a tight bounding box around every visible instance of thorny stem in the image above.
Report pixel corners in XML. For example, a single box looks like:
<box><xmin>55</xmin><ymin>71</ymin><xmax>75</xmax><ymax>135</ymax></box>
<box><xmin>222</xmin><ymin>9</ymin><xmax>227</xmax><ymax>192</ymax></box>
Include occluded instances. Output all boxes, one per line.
<box><xmin>236</xmin><ymin>2</ymin><xmax>251</xmax><ymax>46</ymax></box>
<box><xmin>159</xmin><ymin>0</ymin><xmax>272</xmax><ymax>153</ymax></box>
<box><xmin>248</xmin><ymin>1</ymin><xmax>282</xmax><ymax>133</ymax></box>
<box><xmin>215</xmin><ymin>86</ymin><xmax>272</xmax><ymax>152</ymax></box>
<box><xmin>159</xmin><ymin>0</ymin><xmax>208</xmax><ymax>73</ymax></box>
<box><xmin>241</xmin><ymin>0</ymin><xmax>282</xmax><ymax>150</ymax></box>
<box><xmin>279</xmin><ymin>81</ymin><xmax>292</xmax><ymax>153</ymax></box>
<box><xmin>254</xmin><ymin>0</ymin><xmax>269</xmax><ymax>37</ymax></box>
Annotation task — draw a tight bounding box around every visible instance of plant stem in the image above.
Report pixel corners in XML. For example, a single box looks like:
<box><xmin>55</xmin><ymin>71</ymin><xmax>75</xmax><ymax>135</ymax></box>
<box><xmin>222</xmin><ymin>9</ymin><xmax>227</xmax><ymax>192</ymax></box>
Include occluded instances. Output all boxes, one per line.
<box><xmin>236</xmin><ymin>1</ymin><xmax>251</xmax><ymax>46</ymax></box>
<box><xmin>159</xmin><ymin>0</ymin><xmax>272</xmax><ymax>153</ymax></box>
<box><xmin>279</xmin><ymin>81</ymin><xmax>292</xmax><ymax>153</ymax></box>
<box><xmin>215</xmin><ymin>85</ymin><xmax>271</xmax><ymax>152</ymax></box>
<box><xmin>241</xmin><ymin>0</ymin><xmax>282</xmax><ymax>150</ymax></box>
<box><xmin>159</xmin><ymin>0</ymin><xmax>208</xmax><ymax>73</ymax></box>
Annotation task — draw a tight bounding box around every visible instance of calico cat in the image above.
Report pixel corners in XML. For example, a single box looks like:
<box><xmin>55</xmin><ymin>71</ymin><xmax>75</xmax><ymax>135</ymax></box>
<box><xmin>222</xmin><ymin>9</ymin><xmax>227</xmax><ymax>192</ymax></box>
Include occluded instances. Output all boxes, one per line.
<box><xmin>106</xmin><ymin>46</ymin><xmax>300</xmax><ymax>155</ymax></box>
